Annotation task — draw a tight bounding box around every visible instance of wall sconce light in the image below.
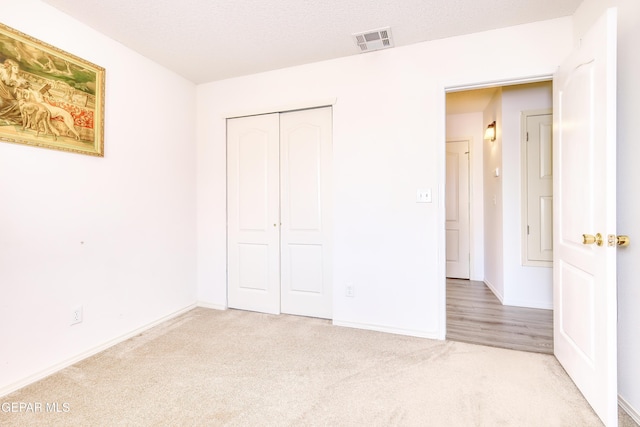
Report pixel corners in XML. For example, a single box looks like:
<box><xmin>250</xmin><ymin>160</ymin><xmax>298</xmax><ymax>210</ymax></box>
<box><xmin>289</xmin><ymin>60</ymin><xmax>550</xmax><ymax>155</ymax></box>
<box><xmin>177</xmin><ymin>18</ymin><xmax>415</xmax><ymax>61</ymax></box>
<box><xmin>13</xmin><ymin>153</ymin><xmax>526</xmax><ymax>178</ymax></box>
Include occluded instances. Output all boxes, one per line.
<box><xmin>484</xmin><ymin>121</ymin><xmax>496</xmax><ymax>141</ymax></box>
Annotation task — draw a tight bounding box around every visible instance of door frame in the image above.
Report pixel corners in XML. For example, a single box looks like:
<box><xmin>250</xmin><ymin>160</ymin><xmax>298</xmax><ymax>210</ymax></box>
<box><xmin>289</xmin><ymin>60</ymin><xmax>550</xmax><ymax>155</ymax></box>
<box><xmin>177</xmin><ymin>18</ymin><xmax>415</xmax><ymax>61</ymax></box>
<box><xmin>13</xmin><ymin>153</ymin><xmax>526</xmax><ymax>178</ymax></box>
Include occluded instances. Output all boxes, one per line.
<box><xmin>439</xmin><ymin>74</ymin><xmax>554</xmax><ymax>338</ymax></box>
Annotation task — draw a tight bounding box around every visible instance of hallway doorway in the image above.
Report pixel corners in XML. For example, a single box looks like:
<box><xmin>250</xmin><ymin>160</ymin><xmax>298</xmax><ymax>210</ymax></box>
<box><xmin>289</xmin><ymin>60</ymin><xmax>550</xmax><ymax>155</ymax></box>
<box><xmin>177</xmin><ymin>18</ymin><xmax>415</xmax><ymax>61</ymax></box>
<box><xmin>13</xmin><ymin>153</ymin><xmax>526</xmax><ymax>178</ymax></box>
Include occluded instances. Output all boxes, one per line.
<box><xmin>444</xmin><ymin>81</ymin><xmax>554</xmax><ymax>353</ymax></box>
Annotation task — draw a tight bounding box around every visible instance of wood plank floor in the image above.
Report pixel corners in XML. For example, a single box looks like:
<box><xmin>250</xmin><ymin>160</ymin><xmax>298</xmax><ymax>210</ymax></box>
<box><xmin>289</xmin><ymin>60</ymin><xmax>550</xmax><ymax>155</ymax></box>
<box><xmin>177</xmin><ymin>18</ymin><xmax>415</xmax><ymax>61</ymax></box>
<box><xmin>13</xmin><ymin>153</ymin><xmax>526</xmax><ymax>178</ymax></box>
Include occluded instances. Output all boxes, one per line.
<box><xmin>446</xmin><ymin>278</ymin><xmax>553</xmax><ymax>354</ymax></box>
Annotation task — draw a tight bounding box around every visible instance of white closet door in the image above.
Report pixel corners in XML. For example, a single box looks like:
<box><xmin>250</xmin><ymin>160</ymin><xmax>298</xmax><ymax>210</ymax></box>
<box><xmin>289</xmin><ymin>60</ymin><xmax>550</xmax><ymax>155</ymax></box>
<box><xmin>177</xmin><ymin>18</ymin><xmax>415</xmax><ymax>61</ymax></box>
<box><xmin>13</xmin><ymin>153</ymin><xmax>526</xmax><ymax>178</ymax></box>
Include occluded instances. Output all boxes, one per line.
<box><xmin>227</xmin><ymin>113</ymin><xmax>281</xmax><ymax>314</ymax></box>
<box><xmin>279</xmin><ymin>107</ymin><xmax>333</xmax><ymax>319</ymax></box>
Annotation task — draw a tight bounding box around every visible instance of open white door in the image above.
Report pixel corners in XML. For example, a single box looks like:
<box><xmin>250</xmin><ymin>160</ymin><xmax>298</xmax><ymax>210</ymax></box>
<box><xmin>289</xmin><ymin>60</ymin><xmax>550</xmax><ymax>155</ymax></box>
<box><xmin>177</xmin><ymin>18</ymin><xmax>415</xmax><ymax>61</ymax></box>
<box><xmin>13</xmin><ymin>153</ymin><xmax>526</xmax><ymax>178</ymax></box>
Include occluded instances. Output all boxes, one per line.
<box><xmin>553</xmin><ymin>8</ymin><xmax>617</xmax><ymax>426</ymax></box>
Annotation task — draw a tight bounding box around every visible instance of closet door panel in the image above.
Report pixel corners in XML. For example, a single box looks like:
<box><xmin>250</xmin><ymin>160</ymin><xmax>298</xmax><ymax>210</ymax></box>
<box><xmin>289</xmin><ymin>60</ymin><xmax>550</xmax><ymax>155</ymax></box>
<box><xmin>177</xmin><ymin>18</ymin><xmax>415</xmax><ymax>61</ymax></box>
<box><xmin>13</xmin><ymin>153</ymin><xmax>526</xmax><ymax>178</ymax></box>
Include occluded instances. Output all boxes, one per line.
<box><xmin>280</xmin><ymin>107</ymin><xmax>333</xmax><ymax>319</ymax></box>
<box><xmin>227</xmin><ymin>113</ymin><xmax>280</xmax><ymax>314</ymax></box>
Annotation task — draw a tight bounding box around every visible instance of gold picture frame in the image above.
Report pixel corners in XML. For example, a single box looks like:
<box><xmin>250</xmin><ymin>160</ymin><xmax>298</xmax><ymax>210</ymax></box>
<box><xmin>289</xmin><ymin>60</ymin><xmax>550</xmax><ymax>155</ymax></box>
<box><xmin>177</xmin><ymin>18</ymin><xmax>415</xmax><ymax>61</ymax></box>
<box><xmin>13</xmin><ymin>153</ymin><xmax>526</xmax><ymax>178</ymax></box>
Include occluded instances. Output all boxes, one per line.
<box><xmin>0</xmin><ymin>23</ymin><xmax>105</xmax><ymax>156</ymax></box>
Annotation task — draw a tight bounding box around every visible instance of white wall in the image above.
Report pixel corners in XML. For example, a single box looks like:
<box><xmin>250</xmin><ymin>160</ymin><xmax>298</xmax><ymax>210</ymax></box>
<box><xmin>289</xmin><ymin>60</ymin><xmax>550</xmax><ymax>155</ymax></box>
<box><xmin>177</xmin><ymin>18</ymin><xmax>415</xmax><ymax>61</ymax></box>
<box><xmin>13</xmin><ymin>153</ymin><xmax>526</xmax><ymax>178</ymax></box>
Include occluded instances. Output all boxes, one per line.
<box><xmin>501</xmin><ymin>83</ymin><xmax>553</xmax><ymax>308</ymax></box>
<box><xmin>2</xmin><ymin>1</ymin><xmax>636</xmax><ymax>419</ymax></box>
<box><xmin>196</xmin><ymin>18</ymin><xmax>573</xmax><ymax>338</ymax></box>
<box><xmin>482</xmin><ymin>90</ymin><xmax>504</xmax><ymax>300</ymax></box>
<box><xmin>0</xmin><ymin>0</ymin><xmax>198</xmax><ymax>395</ymax></box>
<box><xmin>445</xmin><ymin>113</ymin><xmax>484</xmax><ymax>281</ymax></box>
<box><xmin>573</xmin><ymin>0</ymin><xmax>640</xmax><ymax>421</ymax></box>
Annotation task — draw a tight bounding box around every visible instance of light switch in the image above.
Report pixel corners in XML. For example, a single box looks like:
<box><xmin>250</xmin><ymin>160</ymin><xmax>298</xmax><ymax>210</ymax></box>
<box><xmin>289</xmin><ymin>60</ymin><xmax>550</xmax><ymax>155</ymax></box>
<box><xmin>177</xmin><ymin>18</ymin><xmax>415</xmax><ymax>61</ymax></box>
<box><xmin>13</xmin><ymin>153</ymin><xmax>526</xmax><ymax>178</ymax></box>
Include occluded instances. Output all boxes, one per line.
<box><xmin>416</xmin><ymin>188</ymin><xmax>432</xmax><ymax>203</ymax></box>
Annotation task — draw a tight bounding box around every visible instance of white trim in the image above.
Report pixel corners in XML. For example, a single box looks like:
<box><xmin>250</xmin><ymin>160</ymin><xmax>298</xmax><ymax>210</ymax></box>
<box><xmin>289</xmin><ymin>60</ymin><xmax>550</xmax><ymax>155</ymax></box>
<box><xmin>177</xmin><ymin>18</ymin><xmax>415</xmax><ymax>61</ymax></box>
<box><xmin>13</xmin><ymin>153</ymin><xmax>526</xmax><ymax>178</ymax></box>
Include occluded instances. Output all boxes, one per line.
<box><xmin>437</xmin><ymin>86</ymin><xmax>448</xmax><ymax>341</ymax></box>
<box><xmin>619</xmin><ymin>395</ymin><xmax>640</xmax><ymax>425</ymax></box>
<box><xmin>222</xmin><ymin>97</ymin><xmax>337</xmax><ymax>119</ymax></box>
<box><xmin>445</xmin><ymin>75</ymin><xmax>553</xmax><ymax>93</ymax></box>
<box><xmin>483</xmin><ymin>281</ymin><xmax>553</xmax><ymax>309</ymax></box>
<box><xmin>483</xmin><ymin>278</ymin><xmax>504</xmax><ymax>304</ymax></box>
<box><xmin>0</xmin><ymin>304</ymin><xmax>197</xmax><ymax>398</ymax></box>
<box><xmin>502</xmin><ymin>298</ymin><xmax>553</xmax><ymax>310</ymax></box>
<box><xmin>333</xmin><ymin>320</ymin><xmax>441</xmax><ymax>340</ymax></box>
<box><xmin>197</xmin><ymin>301</ymin><xmax>228</xmax><ymax>310</ymax></box>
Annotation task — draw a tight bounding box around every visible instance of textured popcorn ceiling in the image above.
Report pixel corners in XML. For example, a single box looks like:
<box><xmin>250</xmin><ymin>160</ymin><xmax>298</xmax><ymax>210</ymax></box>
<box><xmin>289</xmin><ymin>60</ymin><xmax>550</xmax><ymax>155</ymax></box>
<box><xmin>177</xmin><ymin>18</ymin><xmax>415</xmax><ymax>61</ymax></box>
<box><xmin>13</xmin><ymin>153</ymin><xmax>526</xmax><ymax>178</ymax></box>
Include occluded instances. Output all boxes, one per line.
<box><xmin>40</xmin><ymin>0</ymin><xmax>582</xmax><ymax>84</ymax></box>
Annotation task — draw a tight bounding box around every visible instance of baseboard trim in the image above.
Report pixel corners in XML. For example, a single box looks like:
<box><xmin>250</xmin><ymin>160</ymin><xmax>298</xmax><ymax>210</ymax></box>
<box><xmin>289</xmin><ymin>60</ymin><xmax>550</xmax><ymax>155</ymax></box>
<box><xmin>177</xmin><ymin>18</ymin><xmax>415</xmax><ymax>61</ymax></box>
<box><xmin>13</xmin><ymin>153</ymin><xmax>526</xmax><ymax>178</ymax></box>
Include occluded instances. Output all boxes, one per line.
<box><xmin>502</xmin><ymin>298</ymin><xmax>553</xmax><ymax>310</ymax></box>
<box><xmin>482</xmin><ymin>280</ymin><xmax>552</xmax><ymax>310</ymax></box>
<box><xmin>197</xmin><ymin>301</ymin><xmax>227</xmax><ymax>310</ymax></box>
<box><xmin>0</xmin><ymin>303</ymin><xmax>197</xmax><ymax>398</ymax></box>
<box><xmin>619</xmin><ymin>394</ymin><xmax>640</xmax><ymax>425</ymax></box>
<box><xmin>333</xmin><ymin>319</ymin><xmax>440</xmax><ymax>340</ymax></box>
<box><xmin>483</xmin><ymin>279</ymin><xmax>504</xmax><ymax>304</ymax></box>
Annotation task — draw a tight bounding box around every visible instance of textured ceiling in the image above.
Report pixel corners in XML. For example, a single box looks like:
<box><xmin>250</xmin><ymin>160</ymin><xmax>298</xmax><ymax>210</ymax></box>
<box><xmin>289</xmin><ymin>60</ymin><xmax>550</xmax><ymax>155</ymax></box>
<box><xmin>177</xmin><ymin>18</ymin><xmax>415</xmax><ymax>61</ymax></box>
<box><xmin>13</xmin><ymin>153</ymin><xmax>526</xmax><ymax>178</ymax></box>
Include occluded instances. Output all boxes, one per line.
<box><xmin>40</xmin><ymin>0</ymin><xmax>582</xmax><ymax>84</ymax></box>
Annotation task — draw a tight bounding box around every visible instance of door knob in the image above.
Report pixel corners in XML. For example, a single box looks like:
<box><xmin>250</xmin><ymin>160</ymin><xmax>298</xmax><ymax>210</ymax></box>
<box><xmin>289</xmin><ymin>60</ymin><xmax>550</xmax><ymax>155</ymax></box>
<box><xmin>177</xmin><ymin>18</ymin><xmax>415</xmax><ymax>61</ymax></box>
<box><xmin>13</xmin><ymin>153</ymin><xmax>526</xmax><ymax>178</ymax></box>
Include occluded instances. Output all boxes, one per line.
<box><xmin>616</xmin><ymin>235</ymin><xmax>630</xmax><ymax>247</ymax></box>
<box><xmin>582</xmin><ymin>233</ymin><xmax>603</xmax><ymax>246</ymax></box>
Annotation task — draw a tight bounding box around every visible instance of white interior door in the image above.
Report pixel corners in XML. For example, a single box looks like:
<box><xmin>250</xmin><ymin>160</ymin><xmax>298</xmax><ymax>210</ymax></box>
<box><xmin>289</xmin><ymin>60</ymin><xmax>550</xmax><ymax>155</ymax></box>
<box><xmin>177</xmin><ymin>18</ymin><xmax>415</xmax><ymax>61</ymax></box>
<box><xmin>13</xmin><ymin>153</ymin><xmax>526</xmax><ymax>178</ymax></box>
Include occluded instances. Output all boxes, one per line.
<box><xmin>280</xmin><ymin>107</ymin><xmax>333</xmax><ymax>319</ymax></box>
<box><xmin>445</xmin><ymin>140</ymin><xmax>470</xmax><ymax>279</ymax></box>
<box><xmin>524</xmin><ymin>112</ymin><xmax>553</xmax><ymax>265</ymax></box>
<box><xmin>227</xmin><ymin>113</ymin><xmax>281</xmax><ymax>314</ymax></box>
<box><xmin>553</xmin><ymin>8</ymin><xmax>617</xmax><ymax>426</ymax></box>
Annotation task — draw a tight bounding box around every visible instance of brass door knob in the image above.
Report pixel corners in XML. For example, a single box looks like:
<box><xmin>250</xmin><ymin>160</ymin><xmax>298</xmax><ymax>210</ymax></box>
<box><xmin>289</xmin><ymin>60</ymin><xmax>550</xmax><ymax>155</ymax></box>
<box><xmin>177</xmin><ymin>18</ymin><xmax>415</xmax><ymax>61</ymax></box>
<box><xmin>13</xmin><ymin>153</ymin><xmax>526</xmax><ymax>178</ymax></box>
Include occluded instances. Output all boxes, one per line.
<box><xmin>617</xmin><ymin>235</ymin><xmax>630</xmax><ymax>247</ymax></box>
<box><xmin>582</xmin><ymin>233</ymin><xmax>603</xmax><ymax>246</ymax></box>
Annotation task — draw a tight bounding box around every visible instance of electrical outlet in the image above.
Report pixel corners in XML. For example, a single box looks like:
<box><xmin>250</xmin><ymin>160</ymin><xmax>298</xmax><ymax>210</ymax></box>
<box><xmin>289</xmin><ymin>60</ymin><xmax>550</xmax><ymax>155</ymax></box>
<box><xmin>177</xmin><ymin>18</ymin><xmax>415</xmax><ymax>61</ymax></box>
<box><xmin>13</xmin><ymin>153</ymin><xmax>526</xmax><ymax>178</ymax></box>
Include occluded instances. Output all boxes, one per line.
<box><xmin>71</xmin><ymin>306</ymin><xmax>83</xmax><ymax>325</ymax></box>
<box><xmin>345</xmin><ymin>283</ymin><xmax>355</xmax><ymax>297</ymax></box>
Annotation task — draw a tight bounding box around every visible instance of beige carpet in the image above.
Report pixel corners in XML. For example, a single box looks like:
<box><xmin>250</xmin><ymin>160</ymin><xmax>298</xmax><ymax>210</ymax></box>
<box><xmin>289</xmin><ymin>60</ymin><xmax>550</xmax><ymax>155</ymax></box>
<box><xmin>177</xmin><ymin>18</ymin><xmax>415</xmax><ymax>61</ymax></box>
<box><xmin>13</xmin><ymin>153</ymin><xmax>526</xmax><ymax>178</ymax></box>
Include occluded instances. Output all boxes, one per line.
<box><xmin>0</xmin><ymin>308</ymin><xmax>635</xmax><ymax>426</ymax></box>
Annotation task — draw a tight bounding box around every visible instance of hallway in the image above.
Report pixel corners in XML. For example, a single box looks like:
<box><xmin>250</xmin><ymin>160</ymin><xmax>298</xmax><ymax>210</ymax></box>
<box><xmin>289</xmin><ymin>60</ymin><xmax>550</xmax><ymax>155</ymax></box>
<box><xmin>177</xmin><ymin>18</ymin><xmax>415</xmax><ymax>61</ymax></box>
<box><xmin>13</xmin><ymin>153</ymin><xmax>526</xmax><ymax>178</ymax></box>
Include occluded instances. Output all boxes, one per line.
<box><xmin>446</xmin><ymin>278</ymin><xmax>553</xmax><ymax>354</ymax></box>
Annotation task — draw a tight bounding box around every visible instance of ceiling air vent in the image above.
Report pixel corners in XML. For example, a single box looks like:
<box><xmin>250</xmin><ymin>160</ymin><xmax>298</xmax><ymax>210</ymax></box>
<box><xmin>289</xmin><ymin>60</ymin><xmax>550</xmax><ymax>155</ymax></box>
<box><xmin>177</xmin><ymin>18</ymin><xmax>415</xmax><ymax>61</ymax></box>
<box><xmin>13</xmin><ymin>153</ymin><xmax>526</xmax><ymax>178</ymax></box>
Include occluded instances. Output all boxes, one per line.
<box><xmin>352</xmin><ymin>27</ymin><xmax>394</xmax><ymax>53</ymax></box>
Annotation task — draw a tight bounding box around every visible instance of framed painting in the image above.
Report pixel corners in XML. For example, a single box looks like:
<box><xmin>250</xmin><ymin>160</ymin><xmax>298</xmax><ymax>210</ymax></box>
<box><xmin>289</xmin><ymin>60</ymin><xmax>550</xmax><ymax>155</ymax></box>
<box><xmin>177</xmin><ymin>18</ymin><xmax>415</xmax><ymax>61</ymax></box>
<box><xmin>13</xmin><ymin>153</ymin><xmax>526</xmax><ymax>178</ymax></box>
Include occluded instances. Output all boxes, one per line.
<box><xmin>0</xmin><ymin>23</ymin><xmax>105</xmax><ymax>156</ymax></box>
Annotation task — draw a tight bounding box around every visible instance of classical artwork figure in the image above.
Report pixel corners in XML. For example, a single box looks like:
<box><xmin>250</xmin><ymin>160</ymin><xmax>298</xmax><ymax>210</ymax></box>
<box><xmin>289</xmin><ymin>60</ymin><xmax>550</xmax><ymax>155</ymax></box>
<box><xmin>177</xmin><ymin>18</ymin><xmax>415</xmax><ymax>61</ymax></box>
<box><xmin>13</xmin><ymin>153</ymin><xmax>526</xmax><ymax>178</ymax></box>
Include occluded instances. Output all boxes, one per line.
<box><xmin>0</xmin><ymin>57</ymin><xmax>91</xmax><ymax>141</ymax></box>
<box><xmin>0</xmin><ymin>59</ymin><xmax>24</xmax><ymax>125</ymax></box>
<box><xmin>0</xmin><ymin>24</ymin><xmax>104</xmax><ymax>156</ymax></box>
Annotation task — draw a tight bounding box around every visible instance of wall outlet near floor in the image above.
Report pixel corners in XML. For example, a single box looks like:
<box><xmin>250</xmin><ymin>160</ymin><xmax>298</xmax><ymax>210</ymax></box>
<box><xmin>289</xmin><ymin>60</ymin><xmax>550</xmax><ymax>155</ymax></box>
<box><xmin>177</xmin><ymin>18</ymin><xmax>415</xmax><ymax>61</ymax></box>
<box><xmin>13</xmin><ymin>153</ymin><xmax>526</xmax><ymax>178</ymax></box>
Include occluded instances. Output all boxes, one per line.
<box><xmin>345</xmin><ymin>283</ymin><xmax>355</xmax><ymax>297</ymax></box>
<box><xmin>71</xmin><ymin>305</ymin><xmax>83</xmax><ymax>325</ymax></box>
